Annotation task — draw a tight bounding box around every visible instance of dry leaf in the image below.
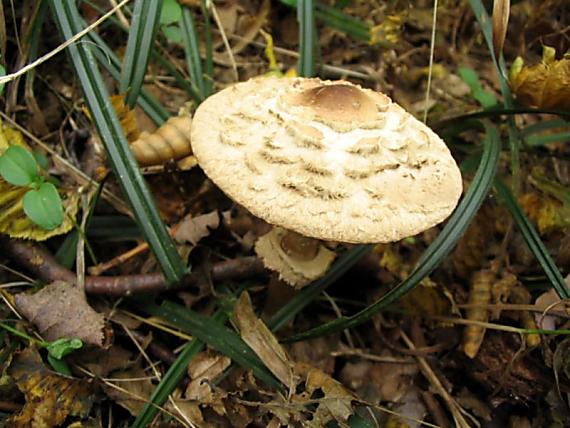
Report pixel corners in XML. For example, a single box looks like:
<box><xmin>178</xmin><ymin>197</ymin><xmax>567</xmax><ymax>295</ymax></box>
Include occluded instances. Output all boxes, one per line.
<box><xmin>294</xmin><ymin>362</ymin><xmax>354</xmax><ymax>427</ymax></box>
<box><xmin>76</xmin><ymin>345</ymin><xmax>133</xmax><ymax>377</ymax></box>
<box><xmin>174</xmin><ymin>210</ymin><xmax>220</xmax><ymax>245</ymax></box>
<box><xmin>510</xmin><ymin>47</ymin><xmax>570</xmax><ymax>109</ymax></box>
<box><xmin>8</xmin><ymin>347</ymin><xmax>94</xmax><ymax>427</ymax></box>
<box><xmin>104</xmin><ymin>368</ymin><xmax>154</xmax><ymax>416</ymax></box>
<box><xmin>186</xmin><ymin>351</ymin><xmax>230</xmax><ymax>415</ymax></box>
<box><xmin>129</xmin><ymin>115</ymin><xmax>193</xmax><ymax>166</ymax></box>
<box><xmin>234</xmin><ymin>291</ymin><xmax>296</xmax><ymax>388</ymax></box>
<box><xmin>463</xmin><ymin>269</ymin><xmax>495</xmax><ymax>358</ymax></box>
<box><xmin>15</xmin><ymin>281</ymin><xmax>111</xmax><ymax>348</ymax></box>
<box><xmin>105</xmin><ymin>367</ymin><xmax>211</xmax><ymax>426</ymax></box>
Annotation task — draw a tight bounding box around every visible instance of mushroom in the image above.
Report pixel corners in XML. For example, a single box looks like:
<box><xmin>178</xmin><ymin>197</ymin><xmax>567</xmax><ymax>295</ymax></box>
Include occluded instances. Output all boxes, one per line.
<box><xmin>190</xmin><ymin>77</ymin><xmax>462</xmax><ymax>287</ymax></box>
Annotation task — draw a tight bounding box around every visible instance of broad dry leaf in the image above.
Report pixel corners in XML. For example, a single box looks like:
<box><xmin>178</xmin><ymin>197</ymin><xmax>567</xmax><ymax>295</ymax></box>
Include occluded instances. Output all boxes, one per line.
<box><xmin>294</xmin><ymin>362</ymin><xmax>354</xmax><ymax>427</ymax></box>
<box><xmin>510</xmin><ymin>49</ymin><xmax>570</xmax><ymax>109</ymax></box>
<box><xmin>173</xmin><ymin>210</ymin><xmax>220</xmax><ymax>245</ymax></box>
<box><xmin>8</xmin><ymin>347</ymin><xmax>94</xmax><ymax>427</ymax></box>
<box><xmin>76</xmin><ymin>345</ymin><xmax>133</xmax><ymax>377</ymax></box>
<box><xmin>0</xmin><ymin>122</ymin><xmax>78</xmax><ymax>241</ymax></box>
<box><xmin>234</xmin><ymin>291</ymin><xmax>296</xmax><ymax>388</ymax></box>
<box><xmin>15</xmin><ymin>281</ymin><xmax>111</xmax><ymax>348</ymax></box>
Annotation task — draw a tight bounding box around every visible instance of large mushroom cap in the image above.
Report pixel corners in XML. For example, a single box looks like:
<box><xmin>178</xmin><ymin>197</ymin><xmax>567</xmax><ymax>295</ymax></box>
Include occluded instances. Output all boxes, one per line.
<box><xmin>191</xmin><ymin>77</ymin><xmax>462</xmax><ymax>243</ymax></box>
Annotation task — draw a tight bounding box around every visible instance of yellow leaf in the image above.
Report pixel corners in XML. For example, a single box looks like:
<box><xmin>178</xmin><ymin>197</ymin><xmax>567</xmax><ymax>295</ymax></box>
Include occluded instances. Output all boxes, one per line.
<box><xmin>8</xmin><ymin>347</ymin><xmax>94</xmax><ymax>427</ymax></box>
<box><xmin>510</xmin><ymin>46</ymin><xmax>570</xmax><ymax>109</ymax></box>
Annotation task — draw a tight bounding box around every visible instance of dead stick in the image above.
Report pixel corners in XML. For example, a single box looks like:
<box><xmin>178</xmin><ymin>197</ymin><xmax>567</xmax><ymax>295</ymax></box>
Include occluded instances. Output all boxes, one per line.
<box><xmin>3</xmin><ymin>237</ymin><xmax>265</xmax><ymax>296</ymax></box>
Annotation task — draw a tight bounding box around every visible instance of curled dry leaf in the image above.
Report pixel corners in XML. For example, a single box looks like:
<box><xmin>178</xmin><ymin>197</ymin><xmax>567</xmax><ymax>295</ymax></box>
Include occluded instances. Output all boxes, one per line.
<box><xmin>234</xmin><ymin>291</ymin><xmax>296</xmax><ymax>388</ymax></box>
<box><xmin>463</xmin><ymin>269</ymin><xmax>495</xmax><ymax>359</ymax></box>
<box><xmin>15</xmin><ymin>281</ymin><xmax>111</xmax><ymax>348</ymax></box>
<box><xmin>492</xmin><ymin>0</ymin><xmax>510</xmax><ymax>61</ymax></box>
<box><xmin>130</xmin><ymin>115</ymin><xmax>193</xmax><ymax>166</ymax></box>
<box><xmin>173</xmin><ymin>210</ymin><xmax>220</xmax><ymax>246</ymax></box>
<box><xmin>510</xmin><ymin>47</ymin><xmax>570</xmax><ymax>109</ymax></box>
<box><xmin>8</xmin><ymin>347</ymin><xmax>95</xmax><ymax>427</ymax></box>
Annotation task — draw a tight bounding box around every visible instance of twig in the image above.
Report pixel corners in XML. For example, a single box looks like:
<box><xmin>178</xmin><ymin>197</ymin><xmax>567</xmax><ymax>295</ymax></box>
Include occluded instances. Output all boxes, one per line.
<box><xmin>3</xmin><ymin>237</ymin><xmax>265</xmax><ymax>296</ymax></box>
<box><xmin>400</xmin><ymin>330</ymin><xmax>477</xmax><ymax>428</ymax></box>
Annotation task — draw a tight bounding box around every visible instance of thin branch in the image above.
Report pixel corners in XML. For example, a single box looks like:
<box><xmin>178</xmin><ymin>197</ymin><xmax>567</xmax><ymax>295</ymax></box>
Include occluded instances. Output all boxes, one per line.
<box><xmin>3</xmin><ymin>237</ymin><xmax>265</xmax><ymax>296</ymax></box>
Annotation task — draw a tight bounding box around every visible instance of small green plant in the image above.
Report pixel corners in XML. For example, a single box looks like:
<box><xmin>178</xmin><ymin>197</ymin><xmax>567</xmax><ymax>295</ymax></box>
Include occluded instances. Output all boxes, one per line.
<box><xmin>458</xmin><ymin>66</ymin><xmax>497</xmax><ymax>108</ymax></box>
<box><xmin>159</xmin><ymin>0</ymin><xmax>183</xmax><ymax>43</ymax></box>
<box><xmin>0</xmin><ymin>145</ymin><xmax>64</xmax><ymax>230</ymax></box>
<box><xmin>0</xmin><ymin>321</ymin><xmax>82</xmax><ymax>376</ymax></box>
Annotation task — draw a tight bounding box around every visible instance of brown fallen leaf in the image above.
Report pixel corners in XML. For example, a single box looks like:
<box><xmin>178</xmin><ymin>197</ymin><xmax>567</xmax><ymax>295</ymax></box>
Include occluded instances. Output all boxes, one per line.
<box><xmin>15</xmin><ymin>281</ymin><xmax>111</xmax><ymax>348</ymax></box>
<box><xmin>8</xmin><ymin>347</ymin><xmax>95</xmax><ymax>427</ymax></box>
<box><xmin>234</xmin><ymin>291</ymin><xmax>296</xmax><ymax>389</ymax></box>
<box><xmin>173</xmin><ymin>210</ymin><xmax>220</xmax><ymax>246</ymax></box>
<box><xmin>75</xmin><ymin>345</ymin><xmax>133</xmax><ymax>377</ymax></box>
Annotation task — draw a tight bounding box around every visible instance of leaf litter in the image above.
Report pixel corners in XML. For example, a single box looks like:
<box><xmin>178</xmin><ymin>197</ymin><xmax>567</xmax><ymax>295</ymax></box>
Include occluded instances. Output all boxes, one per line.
<box><xmin>1</xmin><ymin>0</ymin><xmax>570</xmax><ymax>426</ymax></box>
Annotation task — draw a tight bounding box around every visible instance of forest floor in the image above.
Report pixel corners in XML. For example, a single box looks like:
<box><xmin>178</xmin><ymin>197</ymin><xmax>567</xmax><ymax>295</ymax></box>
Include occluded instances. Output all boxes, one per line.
<box><xmin>1</xmin><ymin>0</ymin><xmax>570</xmax><ymax>427</ymax></box>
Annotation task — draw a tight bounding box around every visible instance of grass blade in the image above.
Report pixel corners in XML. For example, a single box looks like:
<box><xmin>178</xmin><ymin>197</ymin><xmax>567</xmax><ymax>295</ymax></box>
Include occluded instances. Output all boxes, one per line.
<box><xmin>285</xmin><ymin>123</ymin><xmax>501</xmax><ymax>342</ymax></box>
<box><xmin>119</xmin><ymin>0</ymin><xmax>162</xmax><ymax>108</ymax></box>
<box><xmin>87</xmin><ymin>28</ymin><xmax>169</xmax><ymax>124</ymax></box>
<box><xmin>280</xmin><ymin>0</ymin><xmax>371</xmax><ymax>42</ymax></box>
<box><xmin>181</xmin><ymin>6</ymin><xmax>207</xmax><ymax>102</ymax></box>
<box><xmin>468</xmin><ymin>0</ymin><xmax>520</xmax><ymax>190</ymax></box>
<box><xmin>200</xmin><ymin>0</ymin><xmax>213</xmax><ymax>97</ymax></box>
<box><xmin>494</xmin><ymin>179</ymin><xmax>570</xmax><ymax>299</ymax></box>
<box><xmin>50</xmin><ymin>1</ymin><xmax>187</xmax><ymax>284</ymax></box>
<box><xmin>138</xmin><ymin>300</ymin><xmax>282</xmax><ymax>390</ymax></box>
<box><xmin>297</xmin><ymin>0</ymin><xmax>316</xmax><ymax>77</ymax></box>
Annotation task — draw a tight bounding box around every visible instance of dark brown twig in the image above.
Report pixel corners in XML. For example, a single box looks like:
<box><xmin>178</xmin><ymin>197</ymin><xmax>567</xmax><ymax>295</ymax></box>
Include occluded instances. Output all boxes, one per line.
<box><xmin>3</xmin><ymin>237</ymin><xmax>266</xmax><ymax>296</ymax></box>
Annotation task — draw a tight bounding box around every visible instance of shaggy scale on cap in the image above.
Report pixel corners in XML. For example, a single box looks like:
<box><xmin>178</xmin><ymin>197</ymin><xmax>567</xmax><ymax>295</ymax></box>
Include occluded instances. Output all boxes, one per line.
<box><xmin>191</xmin><ymin>77</ymin><xmax>462</xmax><ymax>243</ymax></box>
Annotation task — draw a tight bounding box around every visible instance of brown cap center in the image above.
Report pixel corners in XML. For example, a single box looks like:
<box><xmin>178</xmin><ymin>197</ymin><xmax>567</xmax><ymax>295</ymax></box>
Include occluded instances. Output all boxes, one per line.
<box><xmin>285</xmin><ymin>84</ymin><xmax>379</xmax><ymax>125</ymax></box>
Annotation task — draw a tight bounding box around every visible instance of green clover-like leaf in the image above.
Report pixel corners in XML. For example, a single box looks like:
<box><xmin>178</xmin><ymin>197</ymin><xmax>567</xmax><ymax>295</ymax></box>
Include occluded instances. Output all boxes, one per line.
<box><xmin>160</xmin><ymin>0</ymin><xmax>182</xmax><ymax>26</ymax></box>
<box><xmin>0</xmin><ymin>145</ymin><xmax>39</xmax><ymax>186</ymax></box>
<box><xmin>23</xmin><ymin>182</ymin><xmax>64</xmax><ymax>230</ymax></box>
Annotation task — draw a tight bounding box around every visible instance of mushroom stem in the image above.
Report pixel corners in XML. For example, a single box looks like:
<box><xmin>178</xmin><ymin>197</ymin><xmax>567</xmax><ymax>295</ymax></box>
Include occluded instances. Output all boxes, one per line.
<box><xmin>254</xmin><ymin>227</ymin><xmax>337</xmax><ymax>288</ymax></box>
<box><xmin>279</xmin><ymin>230</ymin><xmax>320</xmax><ymax>261</ymax></box>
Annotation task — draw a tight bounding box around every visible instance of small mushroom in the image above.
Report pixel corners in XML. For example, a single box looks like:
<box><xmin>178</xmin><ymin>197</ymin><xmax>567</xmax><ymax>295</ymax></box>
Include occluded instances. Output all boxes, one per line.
<box><xmin>191</xmin><ymin>77</ymin><xmax>463</xmax><ymax>287</ymax></box>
